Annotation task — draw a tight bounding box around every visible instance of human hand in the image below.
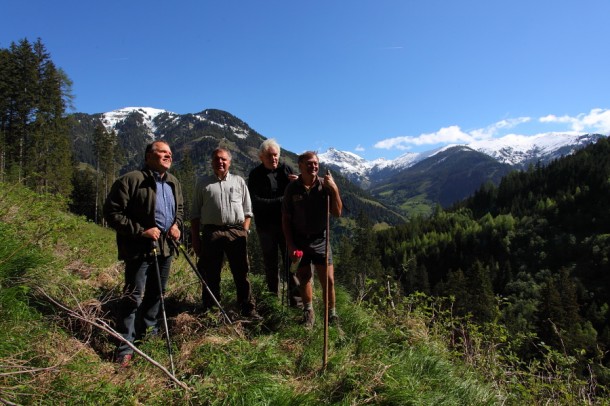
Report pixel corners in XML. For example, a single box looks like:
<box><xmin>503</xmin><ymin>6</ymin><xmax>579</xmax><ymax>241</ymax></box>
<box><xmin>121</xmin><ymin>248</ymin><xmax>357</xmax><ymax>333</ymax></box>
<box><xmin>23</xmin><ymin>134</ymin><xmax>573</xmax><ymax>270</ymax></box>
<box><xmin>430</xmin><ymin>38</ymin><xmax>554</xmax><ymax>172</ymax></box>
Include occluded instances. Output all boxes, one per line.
<box><xmin>142</xmin><ymin>227</ymin><xmax>162</xmax><ymax>240</ymax></box>
<box><xmin>291</xmin><ymin>249</ymin><xmax>303</xmax><ymax>262</ymax></box>
<box><xmin>323</xmin><ymin>170</ymin><xmax>337</xmax><ymax>190</ymax></box>
<box><xmin>168</xmin><ymin>224</ymin><xmax>181</xmax><ymax>240</ymax></box>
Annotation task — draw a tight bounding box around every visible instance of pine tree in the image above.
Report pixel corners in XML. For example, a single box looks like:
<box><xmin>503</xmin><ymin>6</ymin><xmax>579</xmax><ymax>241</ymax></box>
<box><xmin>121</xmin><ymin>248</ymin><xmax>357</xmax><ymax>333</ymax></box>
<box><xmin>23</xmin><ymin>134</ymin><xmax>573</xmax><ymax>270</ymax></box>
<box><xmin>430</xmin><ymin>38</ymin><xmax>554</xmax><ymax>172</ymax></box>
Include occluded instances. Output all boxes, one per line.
<box><xmin>351</xmin><ymin>211</ymin><xmax>384</xmax><ymax>303</ymax></box>
<box><xmin>465</xmin><ymin>260</ymin><xmax>498</xmax><ymax>323</ymax></box>
<box><xmin>172</xmin><ymin>149</ymin><xmax>196</xmax><ymax>224</ymax></box>
<box><xmin>92</xmin><ymin>123</ymin><xmax>120</xmax><ymax>224</ymax></box>
<box><xmin>0</xmin><ymin>38</ymin><xmax>73</xmax><ymax>196</ymax></box>
<box><xmin>537</xmin><ymin>275</ymin><xmax>565</xmax><ymax>349</ymax></box>
<box><xmin>0</xmin><ymin>48</ymin><xmax>11</xmax><ymax>181</ymax></box>
<box><xmin>3</xmin><ymin>39</ymin><xmax>37</xmax><ymax>183</ymax></box>
<box><xmin>336</xmin><ymin>234</ymin><xmax>359</xmax><ymax>299</ymax></box>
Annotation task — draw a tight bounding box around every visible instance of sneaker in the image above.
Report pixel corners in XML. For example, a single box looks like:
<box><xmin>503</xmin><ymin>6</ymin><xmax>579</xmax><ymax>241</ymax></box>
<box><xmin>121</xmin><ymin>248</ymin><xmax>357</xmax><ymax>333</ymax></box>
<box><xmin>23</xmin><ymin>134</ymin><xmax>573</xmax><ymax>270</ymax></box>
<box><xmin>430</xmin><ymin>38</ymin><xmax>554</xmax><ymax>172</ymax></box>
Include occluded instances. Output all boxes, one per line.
<box><xmin>301</xmin><ymin>309</ymin><xmax>315</xmax><ymax>329</ymax></box>
<box><xmin>116</xmin><ymin>353</ymin><xmax>133</xmax><ymax>368</ymax></box>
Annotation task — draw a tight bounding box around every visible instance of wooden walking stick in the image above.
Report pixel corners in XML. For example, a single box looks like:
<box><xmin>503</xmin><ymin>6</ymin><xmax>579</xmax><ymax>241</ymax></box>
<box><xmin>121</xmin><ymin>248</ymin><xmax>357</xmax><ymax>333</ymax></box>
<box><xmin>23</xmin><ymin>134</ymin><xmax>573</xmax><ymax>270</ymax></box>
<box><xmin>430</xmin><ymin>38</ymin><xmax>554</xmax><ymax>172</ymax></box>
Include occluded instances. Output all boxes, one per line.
<box><xmin>323</xmin><ymin>177</ymin><xmax>331</xmax><ymax>369</ymax></box>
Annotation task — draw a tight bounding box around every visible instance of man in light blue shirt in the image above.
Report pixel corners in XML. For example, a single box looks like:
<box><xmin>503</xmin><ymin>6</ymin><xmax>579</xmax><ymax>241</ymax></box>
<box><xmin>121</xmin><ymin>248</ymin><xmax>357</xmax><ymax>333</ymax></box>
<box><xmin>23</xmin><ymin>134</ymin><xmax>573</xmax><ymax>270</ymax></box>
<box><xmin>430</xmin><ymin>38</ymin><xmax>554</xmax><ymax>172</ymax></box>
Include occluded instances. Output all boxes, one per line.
<box><xmin>191</xmin><ymin>147</ymin><xmax>260</xmax><ymax>319</ymax></box>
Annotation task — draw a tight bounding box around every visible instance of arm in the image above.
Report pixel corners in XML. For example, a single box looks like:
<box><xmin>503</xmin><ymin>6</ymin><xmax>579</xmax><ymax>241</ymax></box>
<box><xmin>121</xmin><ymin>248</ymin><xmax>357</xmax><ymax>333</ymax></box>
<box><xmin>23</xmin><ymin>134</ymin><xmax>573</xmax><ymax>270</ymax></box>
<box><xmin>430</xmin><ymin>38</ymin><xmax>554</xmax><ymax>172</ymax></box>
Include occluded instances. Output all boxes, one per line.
<box><xmin>168</xmin><ymin>177</ymin><xmax>184</xmax><ymax>241</ymax></box>
<box><xmin>323</xmin><ymin>172</ymin><xmax>343</xmax><ymax>217</ymax></box>
<box><xmin>282</xmin><ymin>210</ymin><xmax>298</xmax><ymax>261</ymax></box>
<box><xmin>242</xmin><ymin>177</ymin><xmax>254</xmax><ymax>231</ymax></box>
<box><xmin>103</xmin><ymin>176</ymin><xmax>148</xmax><ymax>236</ymax></box>
<box><xmin>281</xmin><ymin>186</ymin><xmax>299</xmax><ymax>261</ymax></box>
<box><xmin>247</xmin><ymin>168</ymin><xmax>284</xmax><ymax>214</ymax></box>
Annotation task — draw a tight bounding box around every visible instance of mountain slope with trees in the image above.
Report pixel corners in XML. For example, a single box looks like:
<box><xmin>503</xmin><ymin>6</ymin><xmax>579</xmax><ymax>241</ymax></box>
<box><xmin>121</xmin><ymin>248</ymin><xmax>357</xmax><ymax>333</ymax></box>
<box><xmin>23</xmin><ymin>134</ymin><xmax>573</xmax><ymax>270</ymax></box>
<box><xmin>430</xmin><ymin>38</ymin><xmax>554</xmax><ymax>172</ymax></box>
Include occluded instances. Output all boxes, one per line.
<box><xmin>371</xmin><ymin>137</ymin><xmax>610</xmax><ymax>387</ymax></box>
<box><xmin>370</xmin><ymin>146</ymin><xmax>514</xmax><ymax>215</ymax></box>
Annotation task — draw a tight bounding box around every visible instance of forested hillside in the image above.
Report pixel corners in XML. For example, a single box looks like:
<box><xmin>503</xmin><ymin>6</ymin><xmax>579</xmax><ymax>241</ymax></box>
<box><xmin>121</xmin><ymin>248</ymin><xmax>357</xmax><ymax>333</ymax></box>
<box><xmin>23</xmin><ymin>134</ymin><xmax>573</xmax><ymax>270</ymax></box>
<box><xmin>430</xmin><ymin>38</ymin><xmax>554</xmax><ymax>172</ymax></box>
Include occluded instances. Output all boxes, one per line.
<box><xmin>370</xmin><ymin>146</ymin><xmax>514</xmax><ymax>213</ymax></box>
<box><xmin>369</xmin><ymin>137</ymin><xmax>610</xmax><ymax>385</ymax></box>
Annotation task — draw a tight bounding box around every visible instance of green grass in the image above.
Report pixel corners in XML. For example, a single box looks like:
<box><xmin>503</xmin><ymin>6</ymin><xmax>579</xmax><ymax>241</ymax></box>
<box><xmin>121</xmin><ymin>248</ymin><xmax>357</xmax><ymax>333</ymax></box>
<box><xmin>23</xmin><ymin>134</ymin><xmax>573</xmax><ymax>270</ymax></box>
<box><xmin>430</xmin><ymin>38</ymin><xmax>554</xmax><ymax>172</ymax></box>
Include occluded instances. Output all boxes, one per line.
<box><xmin>1</xmin><ymin>181</ymin><xmax>606</xmax><ymax>405</ymax></box>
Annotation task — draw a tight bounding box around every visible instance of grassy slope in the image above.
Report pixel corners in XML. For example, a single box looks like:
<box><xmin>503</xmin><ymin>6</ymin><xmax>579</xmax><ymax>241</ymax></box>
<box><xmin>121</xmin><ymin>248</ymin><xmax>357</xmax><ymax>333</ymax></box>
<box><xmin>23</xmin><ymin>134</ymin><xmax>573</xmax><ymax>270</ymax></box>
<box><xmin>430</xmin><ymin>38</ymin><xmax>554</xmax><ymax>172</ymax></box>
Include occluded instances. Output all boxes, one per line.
<box><xmin>0</xmin><ymin>182</ymin><xmax>520</xmax><ymax>405</ymax></box>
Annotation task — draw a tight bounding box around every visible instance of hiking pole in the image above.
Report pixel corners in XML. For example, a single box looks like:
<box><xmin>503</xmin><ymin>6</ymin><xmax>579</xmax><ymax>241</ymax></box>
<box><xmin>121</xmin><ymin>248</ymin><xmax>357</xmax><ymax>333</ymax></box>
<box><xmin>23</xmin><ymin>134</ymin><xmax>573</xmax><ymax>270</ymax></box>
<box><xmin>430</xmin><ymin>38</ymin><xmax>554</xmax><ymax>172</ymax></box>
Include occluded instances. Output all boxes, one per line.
<box><xmin>323</xmin><ymin>171</ymin><xmax>331</xmax><ymax>370</ymax></box>
<box><xmin>282</xmin><ymin>243</ymin><xmax>288</xmax><ymax>307</ymax></box>
<box><xmin>151</xmin><ymin>240</ymin><xmax>176</xmax><ymax>377</ymax></box>
<box><xmin>282</xmin><ymin>243</ymin><xmax>290</xmax><ymax>307</ymax></box>
<box><xmin>168</xmin><ymin>239</ymin><xmax>232</xmax><ymax>324</ymax></box>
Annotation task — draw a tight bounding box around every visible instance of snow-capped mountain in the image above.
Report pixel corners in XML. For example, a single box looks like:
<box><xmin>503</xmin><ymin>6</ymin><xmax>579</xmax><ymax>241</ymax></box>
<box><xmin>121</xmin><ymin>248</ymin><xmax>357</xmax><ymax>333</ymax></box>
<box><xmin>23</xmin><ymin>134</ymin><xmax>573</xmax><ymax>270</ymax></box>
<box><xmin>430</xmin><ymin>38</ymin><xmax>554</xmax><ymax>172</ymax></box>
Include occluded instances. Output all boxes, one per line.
<box><xmin>99</xmin><ymin>107</ymin><xmax>252</xmax><ymax>140</ymax></box>
<box><xmin>319</xmin><ymin>133</ymin><xmax>606</xmax><ymax>188</ymax></box>
<box><xmin>468</xmin><ymin>132</ymin><xmax>602</xmax><ymax>166</ymax></box>
<box><xmin>100</xmin><ymin>107</ymin><xmax>171</xmax><ymax>131</ymax></box>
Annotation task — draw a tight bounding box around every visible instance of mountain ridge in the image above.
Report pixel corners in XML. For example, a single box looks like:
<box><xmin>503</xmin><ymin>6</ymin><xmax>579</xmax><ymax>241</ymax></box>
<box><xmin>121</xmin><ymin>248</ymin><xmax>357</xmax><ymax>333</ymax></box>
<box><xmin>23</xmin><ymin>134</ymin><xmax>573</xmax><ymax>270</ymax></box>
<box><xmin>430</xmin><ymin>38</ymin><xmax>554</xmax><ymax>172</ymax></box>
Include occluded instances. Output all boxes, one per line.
<box><xmin>319</xmin><ymin>132</ymin><xmax>607</xmax><ymax>187</ymax></box>
<box><xmin>70</xmin><ymin>106</ymin><xmax>607</xmax><ymax>219</ymax></box>
<box><xmin>68</xmin><ymin>107</ymin><xmax>408</xmax><ymax>226</ymax></box>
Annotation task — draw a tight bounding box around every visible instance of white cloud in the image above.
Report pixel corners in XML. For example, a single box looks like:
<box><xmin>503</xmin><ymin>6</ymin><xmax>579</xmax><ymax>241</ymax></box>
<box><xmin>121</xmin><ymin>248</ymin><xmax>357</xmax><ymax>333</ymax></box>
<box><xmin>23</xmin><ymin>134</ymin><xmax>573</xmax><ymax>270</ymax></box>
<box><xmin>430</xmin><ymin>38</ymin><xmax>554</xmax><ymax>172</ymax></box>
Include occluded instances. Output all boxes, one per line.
<box><xmin>373</xmin><ymin>110</ymin><xmax>610</xmax><ymax>152</ymax></box>
<box><xmin>374</xmin><ymin>118</ymin><xmax>531</xmax><ymax>151</ymax></box>
<box><xmin>540</xmin><ymin>108</ymin><xmax>610</xmax><ymax>133</ymax></box>
<box><xmin>354</xmin><ymin>144</ymin><xmax>365</xmax><ymax>152</ymax></box>
<box><xmin>375</xmin><ymin>126</ymin><xmax>474</xmax><ymax>150</ymax></box>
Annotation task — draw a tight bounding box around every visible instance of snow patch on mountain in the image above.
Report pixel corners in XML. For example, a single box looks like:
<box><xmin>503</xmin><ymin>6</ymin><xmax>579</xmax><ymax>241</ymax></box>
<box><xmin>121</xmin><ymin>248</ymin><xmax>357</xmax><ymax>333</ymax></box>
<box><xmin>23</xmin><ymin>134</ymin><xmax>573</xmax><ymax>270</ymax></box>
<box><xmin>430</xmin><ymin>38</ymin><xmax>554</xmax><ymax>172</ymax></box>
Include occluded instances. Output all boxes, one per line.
<box><xmin>467</xmin><ymin>132</ymin><xmax>587</xmax><ymax>165</ymax></box>
<box><xmin>100</xmin><ymin>107</ymin><xmax>252</xmax><ymax>140</ymax></box>
<box><xmin>101</xmin><ymin>107</ymin><xmax>172</xmax><ymax>135</ymax></box>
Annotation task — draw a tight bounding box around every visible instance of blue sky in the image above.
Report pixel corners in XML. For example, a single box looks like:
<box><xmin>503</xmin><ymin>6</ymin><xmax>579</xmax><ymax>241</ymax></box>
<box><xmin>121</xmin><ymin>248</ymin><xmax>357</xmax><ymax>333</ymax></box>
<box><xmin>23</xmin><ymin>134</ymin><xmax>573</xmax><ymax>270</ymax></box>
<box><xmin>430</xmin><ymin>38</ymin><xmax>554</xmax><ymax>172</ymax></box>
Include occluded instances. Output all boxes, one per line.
<box><xmin>3</xmin><ymin>0</ymin><xmax>610</xmax><ymax>160</ymax></box>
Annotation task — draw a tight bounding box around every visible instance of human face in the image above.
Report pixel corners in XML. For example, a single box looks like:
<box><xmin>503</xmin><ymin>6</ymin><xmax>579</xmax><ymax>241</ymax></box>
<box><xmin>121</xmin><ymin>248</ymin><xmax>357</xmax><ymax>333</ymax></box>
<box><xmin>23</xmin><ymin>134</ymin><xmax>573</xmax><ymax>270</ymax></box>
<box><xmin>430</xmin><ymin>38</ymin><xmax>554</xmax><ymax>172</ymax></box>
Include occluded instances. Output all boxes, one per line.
<box><xmin>260</xmin><ymin>146</ymin><xmax>279</xmax><ymax>170</ymax></box>
<box><xmin>212</xmin><ymin>149</ymin><xmax>231</xmax><ymax>178</ymax></box>
<box><xmin>145</xmin><ymin>142</ymin><xmax>172</xmax><ymax>174</ymax></box>
<box><xmin>298</xmin><ymin>155</ymin><xmax>319</xmax><ymax>178</ymax></box>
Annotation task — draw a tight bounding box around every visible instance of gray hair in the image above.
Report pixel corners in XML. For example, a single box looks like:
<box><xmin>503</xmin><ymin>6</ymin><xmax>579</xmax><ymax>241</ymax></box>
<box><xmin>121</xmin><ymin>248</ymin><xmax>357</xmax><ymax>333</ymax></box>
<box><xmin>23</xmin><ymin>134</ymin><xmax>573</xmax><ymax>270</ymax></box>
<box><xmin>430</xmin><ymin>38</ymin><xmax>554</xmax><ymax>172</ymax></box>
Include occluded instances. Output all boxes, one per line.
<box><xmin>212</xmin><ymin>147</ymin><xmax>232</xmax><ymax>160</ymax></box>
<box><xmin>259</xmin><ymin>138</ymin><xmax>281</xmax><ymax>156</ymax></box>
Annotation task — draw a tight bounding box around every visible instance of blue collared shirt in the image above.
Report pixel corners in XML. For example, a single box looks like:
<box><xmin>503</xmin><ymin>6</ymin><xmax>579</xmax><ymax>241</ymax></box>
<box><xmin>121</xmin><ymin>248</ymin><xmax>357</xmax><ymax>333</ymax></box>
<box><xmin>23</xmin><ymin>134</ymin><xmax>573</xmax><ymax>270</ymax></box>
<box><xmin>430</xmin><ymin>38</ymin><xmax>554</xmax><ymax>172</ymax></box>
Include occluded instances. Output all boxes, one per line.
<box><xmin>154</xmin><ymin>172</ymin><xmax>176</xmax><ymax>232</ymax></box>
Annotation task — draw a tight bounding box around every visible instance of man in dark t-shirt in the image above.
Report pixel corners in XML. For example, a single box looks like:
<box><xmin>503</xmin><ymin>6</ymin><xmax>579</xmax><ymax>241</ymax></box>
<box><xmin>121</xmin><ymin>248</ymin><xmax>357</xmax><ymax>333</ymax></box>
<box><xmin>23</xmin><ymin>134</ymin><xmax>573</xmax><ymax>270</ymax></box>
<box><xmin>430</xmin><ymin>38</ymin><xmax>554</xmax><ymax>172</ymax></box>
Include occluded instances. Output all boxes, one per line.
<box><xmin>282</xmin><ymin>151</ymin><xmax>343</xmax><ymax>328</ymax></box>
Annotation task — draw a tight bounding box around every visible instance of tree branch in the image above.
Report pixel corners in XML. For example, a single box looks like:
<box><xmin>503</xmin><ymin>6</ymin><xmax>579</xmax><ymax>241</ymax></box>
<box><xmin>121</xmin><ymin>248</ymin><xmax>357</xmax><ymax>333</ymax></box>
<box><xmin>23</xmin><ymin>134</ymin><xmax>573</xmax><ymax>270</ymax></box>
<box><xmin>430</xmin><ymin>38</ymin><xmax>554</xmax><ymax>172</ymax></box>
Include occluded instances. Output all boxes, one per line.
<box><xmin>36</xmin><ymin>287</ymin><xmax>190</xmax><ymax>391</ymax></box>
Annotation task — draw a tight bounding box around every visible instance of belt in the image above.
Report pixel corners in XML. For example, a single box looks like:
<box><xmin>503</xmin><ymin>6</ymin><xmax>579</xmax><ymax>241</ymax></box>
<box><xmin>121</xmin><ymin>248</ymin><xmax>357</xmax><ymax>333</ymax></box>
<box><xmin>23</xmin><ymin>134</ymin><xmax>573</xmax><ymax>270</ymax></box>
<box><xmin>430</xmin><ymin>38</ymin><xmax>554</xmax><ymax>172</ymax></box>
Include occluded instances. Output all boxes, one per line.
<box><xmin>203</xmin><ymin>224</ymin><xmax>244</xmax><ymax>231</ymax></box>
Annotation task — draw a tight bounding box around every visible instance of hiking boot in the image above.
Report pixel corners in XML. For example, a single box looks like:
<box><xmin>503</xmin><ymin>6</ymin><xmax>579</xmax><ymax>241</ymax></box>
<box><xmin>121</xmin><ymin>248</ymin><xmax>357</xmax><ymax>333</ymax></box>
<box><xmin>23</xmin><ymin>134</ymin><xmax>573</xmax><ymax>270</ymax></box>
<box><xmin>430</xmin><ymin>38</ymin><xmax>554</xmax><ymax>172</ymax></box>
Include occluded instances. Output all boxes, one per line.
<box><xmin>301</xmin><ymin>309</ymin><xmax>315</xmax><ymax>329</ymax></box>
<box><xmin>116</xmin><ymin>353</ymin><xmax>133</xmax><ymax>368</ymax></box>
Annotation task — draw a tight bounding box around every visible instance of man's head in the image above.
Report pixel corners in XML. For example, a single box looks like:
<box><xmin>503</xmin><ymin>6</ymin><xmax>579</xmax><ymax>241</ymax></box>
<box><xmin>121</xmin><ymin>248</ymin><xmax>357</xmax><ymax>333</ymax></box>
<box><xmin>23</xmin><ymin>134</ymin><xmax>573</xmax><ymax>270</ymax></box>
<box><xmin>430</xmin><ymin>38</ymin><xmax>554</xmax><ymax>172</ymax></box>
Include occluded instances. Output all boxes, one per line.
<box><xmin>212</xmin><ymin>147</ymin><xmax>232</xmax><ymax>178</ymax></box>
<box><xmin>259</xmin><ymin>139</ymin><xmax>281</xmax><ymax>170</ymax></box>
<box><xmin>145</xmin><ymin>141</ymin><xmax>173</xmax><ymax>174</ymax></box>
<box><xmin>297</xmin><ymin>151</ymin><xmax>319</xmax><ymax>178</ymax></box>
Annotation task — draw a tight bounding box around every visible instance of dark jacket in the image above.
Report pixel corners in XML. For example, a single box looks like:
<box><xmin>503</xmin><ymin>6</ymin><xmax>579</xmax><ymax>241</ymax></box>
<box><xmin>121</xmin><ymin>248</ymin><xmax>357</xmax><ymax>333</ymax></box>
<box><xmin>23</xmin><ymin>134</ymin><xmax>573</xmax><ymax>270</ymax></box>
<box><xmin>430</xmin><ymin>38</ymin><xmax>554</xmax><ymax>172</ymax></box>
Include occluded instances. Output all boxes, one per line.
<box><xmin>248</xmin><ymin>162</ymin><xmax>294</xmax><ymax>229</ymax></box>
<box><xmin>103</xmin><ymin>167</ymin><xmax>184</xmax><ymax>260</ymax></box>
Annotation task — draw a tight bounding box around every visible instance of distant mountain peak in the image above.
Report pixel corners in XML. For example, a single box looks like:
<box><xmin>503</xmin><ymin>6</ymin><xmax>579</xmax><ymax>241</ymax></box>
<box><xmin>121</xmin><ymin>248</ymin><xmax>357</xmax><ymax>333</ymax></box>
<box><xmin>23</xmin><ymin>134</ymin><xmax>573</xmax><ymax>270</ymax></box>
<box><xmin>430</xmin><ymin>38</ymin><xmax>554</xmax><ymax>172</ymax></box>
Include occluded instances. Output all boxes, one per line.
<box><xmin>319</xmin><ymin>133</ymin><xmax>607</xmax><ymax>188</ymax></box>
<box><xmin>101</xmin><ymin>106</ymin><xmax>170</xmax><ymax>126</ymax></box>
<box><xmin>98</xmin><ymin>107</ymin><xmax>256</xmax><ymax>140</ymax></box>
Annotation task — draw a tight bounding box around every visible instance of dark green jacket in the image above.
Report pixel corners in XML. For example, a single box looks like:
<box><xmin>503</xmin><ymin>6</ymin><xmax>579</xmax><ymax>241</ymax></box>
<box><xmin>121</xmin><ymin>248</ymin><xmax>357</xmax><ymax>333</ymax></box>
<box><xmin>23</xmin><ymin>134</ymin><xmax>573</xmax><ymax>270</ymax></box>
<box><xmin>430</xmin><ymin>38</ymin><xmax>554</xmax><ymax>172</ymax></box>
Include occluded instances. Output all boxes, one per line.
<box><xmin>103</xmin><ymin>167</ymin><xmax>184</xmax><ymax>260</ymax></box>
